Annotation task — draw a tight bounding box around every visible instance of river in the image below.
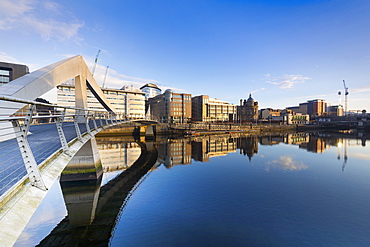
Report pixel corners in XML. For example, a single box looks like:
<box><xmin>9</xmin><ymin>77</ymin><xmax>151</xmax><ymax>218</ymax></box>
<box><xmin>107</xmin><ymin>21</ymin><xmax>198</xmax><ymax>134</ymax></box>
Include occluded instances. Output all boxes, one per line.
<box><xmin>15</xmin><ymin>132</ymin><xmax>370</xmax><ymax>246</ymax></box>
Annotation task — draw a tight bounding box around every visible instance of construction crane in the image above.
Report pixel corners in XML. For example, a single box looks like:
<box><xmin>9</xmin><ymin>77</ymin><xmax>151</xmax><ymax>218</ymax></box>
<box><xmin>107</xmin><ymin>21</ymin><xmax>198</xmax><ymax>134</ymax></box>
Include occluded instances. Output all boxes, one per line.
<box><xmin>91</xmin><ymin>50</ymin><xmax>101</xmax><ymax>76</ymax></box>
<box><xmin>343</xmin><ymin>80</ymin><xmax>349</xmax><ymax>116</ymax></box>
<box><xmin>102</xmin><ymin>66</ymin><xmax>109</xmax><ymax>88</ymax></box>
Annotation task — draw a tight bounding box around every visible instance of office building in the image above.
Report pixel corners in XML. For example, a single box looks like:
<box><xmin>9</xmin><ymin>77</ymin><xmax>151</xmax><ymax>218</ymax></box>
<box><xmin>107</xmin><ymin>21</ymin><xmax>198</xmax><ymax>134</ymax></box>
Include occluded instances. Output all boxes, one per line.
<box><xmin>57</xmin><ymin>81</ymin><xmax>145</xmax><ymax>117</ymax></box>
<box><xmin>0</xmin><ymin>61</ymin><xmax>29</xmax><ymax>86</ymax></box>
<box><xmin>192</xmin><ymin>95</ymin><xmax>236</xmax><ymax>122</ymax></box>
<box><xmin>287</xmin><ymin>99</ymin><xmax>327</xmax><ymax>117</ymax></box>
<box><xmin>140</xmin><ymin>83</ymin><xmax>162</xmax><ymax>100</ymax></box>
<box><xmin>327</xmin><ymin>105</ymin><xmax>344</xmax><ymax>117</ymax></box>
<box><xmin>259</xmin><ymin>108</ymin><xmax>283</xmax><ymax>120</ymax></box>
<box><xmin>148</xmin><ymin>89</ymin><xmax>192</xmax><ymax>123</ymax></box>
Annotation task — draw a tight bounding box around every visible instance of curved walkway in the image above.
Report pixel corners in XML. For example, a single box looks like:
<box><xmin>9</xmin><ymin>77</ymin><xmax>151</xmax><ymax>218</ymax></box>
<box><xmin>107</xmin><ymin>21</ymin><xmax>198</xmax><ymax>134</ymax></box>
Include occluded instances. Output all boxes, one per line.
<box><xmin>0</xmin><ymin>120</ymin><xmax>104</xmax><ymax>197</ymax></box>
<box><xmin>0</xmin><ymin>119</ymin><xmax>131</xmax><ymax>246</ymax></box>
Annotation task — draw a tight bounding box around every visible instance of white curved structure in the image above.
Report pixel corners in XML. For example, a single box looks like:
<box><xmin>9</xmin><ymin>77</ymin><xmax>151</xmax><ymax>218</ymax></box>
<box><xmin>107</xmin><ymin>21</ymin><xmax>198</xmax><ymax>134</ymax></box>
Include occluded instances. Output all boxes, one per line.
<box><xmin>0</xmin><ymin>55</ymin><xmax>116</xmax><ymax>116</ymax></box>
<box><xmin>0</xmin><ymin>56</ymin><xmax>116</xmax><ymax>141</ymax></box>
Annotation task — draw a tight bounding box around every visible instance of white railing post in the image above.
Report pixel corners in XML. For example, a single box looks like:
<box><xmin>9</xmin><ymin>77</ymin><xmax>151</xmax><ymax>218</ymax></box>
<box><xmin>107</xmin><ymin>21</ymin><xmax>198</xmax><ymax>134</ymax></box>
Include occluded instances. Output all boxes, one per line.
<box><xmin>11</xmin><ymin>104</ymin><xmax>46</xmax><ymax>190</ymax></box>
<box><xmin>56</xmin><ymin>108</ymin><xmax>70</xmax><ymax>154</ymax></box>
<box><xmin>85</xmin><ymin>111</ymin><xmax>92</xmax><ymax>136</ymax></box>
<box><xmin>92</xmin><ymin>113</ymin><xmax>98</xmax><ymax>130</ymax></box>
<box><xmin>74</xmin><ymin>111</ymin><xmax>82</xmax><ymax>141</ymax></box>
<box><xmin>99</xmin><ymin>113</ymin><xmax>103</xmax><ymax>126</ymax></box>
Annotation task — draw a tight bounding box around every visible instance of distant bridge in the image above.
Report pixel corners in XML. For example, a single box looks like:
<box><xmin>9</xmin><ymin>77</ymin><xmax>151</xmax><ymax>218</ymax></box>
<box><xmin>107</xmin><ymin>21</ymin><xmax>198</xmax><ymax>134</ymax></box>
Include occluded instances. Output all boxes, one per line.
<box><xmin>0</xmin><ymin>56</ymin><xmax>157</xmax><ymax>246</ymax></box>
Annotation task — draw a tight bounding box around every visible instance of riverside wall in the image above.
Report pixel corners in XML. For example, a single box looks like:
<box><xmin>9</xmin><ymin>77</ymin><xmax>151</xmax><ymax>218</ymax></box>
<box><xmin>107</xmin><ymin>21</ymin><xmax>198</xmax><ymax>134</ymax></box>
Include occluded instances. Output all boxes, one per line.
<box><xmin>98</xmin><ymin>122</ymin><xmax>297</xmax><ymax>137</ymax></box>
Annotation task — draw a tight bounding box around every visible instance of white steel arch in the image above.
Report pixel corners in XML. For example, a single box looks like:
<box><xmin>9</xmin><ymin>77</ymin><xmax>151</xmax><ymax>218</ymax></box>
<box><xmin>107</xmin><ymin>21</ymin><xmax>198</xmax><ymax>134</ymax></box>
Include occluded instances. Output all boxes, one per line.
<box><xmin>0</xmin><ymin>55</ymin><xmax>116</xmax><ymax>116</ymax></box>
<box><xmin>0</xmin><ymin>55</ymin><xmax>116</xmax><ymax>141</ymax></box>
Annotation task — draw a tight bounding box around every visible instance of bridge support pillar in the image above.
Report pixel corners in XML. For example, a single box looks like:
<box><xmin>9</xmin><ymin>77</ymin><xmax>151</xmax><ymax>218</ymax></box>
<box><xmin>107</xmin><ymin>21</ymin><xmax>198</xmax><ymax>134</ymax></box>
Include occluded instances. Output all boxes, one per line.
<box><xmin>74</xmin><ymin>74</ymin><xmax>88</xmax><ymax>123</ymax></box>
<box><xmin>60</xmin><ymin>176</ymin><xmax>102</xmax><ymax>226</ymax></box>
<box><xmin>145</xmin><ymin>125</ymin><xmax>156</xmax><ymax>140</ymax></box>
<box><xmin>60</xmin><ymin>137</ymin><xmax>102</xmax><ymax>182</ymax></box>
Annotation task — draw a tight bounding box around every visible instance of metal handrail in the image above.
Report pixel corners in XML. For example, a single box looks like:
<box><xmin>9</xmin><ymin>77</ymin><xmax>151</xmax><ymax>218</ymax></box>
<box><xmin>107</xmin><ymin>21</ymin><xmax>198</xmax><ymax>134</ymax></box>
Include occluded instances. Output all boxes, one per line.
<box><xmin>0</xmin><ymin>95</ymin><xmax>114</xmax><ymax>113</ymax></box>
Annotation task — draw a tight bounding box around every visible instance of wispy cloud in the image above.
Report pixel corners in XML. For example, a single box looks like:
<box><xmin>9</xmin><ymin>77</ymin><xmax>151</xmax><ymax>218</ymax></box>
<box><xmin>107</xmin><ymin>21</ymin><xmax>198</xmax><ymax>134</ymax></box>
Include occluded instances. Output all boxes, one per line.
<box><xmin>251</xmin><ymin>88</ymin><xmax>265</xmax><ymax>95</ymax></box>
<box><xmin>350</xmin><ymin>152</ymin><xmax>370</xmax><ymax>161</ymax></box>
<box><xmin>265</xmin><ymin>155</ymin><xmax>308</xmax><ymax>172</ymax></box>
<box><xmin>0</xmin><ymin>0</ymin><xmax>83</xmax><ymax>41</ymax></box>
<box><xmin>290</xmin><ymin>94</ymin><xmax>330</xmax><ymax>100</ymax></box>
<box><xmin>265</xmin><ymin>74</ymin><xmax>311</xmax><ymax>90</ymax></box>
<box><xmin>351</xmin><ymin>85</ymin><xmax>370</xmax><ymax>94</ymax></box>
<box><xmin>0</xmin><ymin>52</ymin><xmax>23</xmax><ymax>63</ymax></box>
<box><xmin>0</xmin><ymin>51</ymin><xmax>42</xmax><ymax>70</ymax></box>
<box><xmin>80</xmin><ymin>57</ymin><xmax>184</xmax><ymax>92</ymax></box>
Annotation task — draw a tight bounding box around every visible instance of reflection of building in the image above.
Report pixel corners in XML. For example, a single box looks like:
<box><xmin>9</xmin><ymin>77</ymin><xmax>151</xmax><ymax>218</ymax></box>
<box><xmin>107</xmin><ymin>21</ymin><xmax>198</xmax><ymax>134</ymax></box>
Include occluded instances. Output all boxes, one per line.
<box><xmin>238</xmin><ymin>136</ymin><xmax>258</xmax><ymax>161</ymax></box>
<box><xmin>0</xmin><ymin>61</ymin><xmax>29</xmax><ymax>86</ymax></box>
<box><xmin>237</xmin><ymin>94</ymin><xmax>258</xmax><ymax>123</ymax></box>
<box><xmin>157</xmin><ymin>139</ymin><xmax>192</xmax><ymax>168</ymax></box>
<box><xmin>259</xmin><ymin>135</ymin><xmax>284</xmax><ymax>146</ymax></box>
<box><xmin>192</xmin><ymin>95</ymin><xmax>236</xmax><ymax>122</ymax></box>
<box><xmin>192</xmin><ymin>136</ymin><xmax>237</xmax><ymax>162</ymax></box>
<box><xmin>284</xmin><ymin>133</ymin><xmax>310</xmax><ymax>145</ymax></box>
<box><xmin>148</xmin><ymin>89</ymin><xmax>192</xmax><ymax>123</ymax></box>
<box><xmin>299</xmin><ymin>136</ymin><xmax>327</xmax><ymax>153</ymax></box>
<box><xmin>57</xmin><ymin>82</ymin><xmax>145</xmax><ymax>117</ymax></box>
<box><xmin>97</xmin><ymin>142</ymin><xmax>141</xmax><ymax>171</ymax></box>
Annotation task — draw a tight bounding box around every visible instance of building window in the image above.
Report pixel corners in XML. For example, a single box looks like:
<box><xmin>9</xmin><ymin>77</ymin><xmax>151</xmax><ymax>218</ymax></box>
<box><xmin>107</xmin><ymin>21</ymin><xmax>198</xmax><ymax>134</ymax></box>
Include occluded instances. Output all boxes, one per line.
<box><xmin>0</xmin><ymin>69</ymin><xmax>10</xmax><ymax>84</ymax></box>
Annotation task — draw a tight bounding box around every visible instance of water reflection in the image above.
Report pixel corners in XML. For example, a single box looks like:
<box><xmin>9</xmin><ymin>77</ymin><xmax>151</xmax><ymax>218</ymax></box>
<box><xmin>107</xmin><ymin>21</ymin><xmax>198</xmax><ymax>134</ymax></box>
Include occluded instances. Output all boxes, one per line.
<box><xmin>97</xmin><ymin>138</ymin><xmax>141</xmax><ymax>172</ymax></box>
<box><xmin>34</xmin><ymin>131</ymin><xmax>369</xmax><ymax>246</ymax></box>
<box><xmin>266</xmin><ymin>155</ymin><xmax>308</xmax><ymax>172</ymax></box>
<box><xmin>155</xmin><ymin>132</ymin><xmax>367</xmax><ymax>169</ymax></box>
<box><xmin>37</xmin><ymin>140</ymin><xmax>158</xmax><ymax>246</ymax></box>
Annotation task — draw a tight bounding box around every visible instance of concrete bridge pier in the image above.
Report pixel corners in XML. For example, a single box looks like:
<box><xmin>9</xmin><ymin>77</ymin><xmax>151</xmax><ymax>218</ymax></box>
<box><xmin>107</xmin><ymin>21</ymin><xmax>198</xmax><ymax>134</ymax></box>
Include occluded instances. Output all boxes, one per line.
<box><xmin>60</xmin><ymin>137</ymin><xmax>103</xmax><ymax>182</ymax></box>
<box><xmin>59</xmin><ymin>136</ymin><xmax>103</xmax><ymax>226</ymax></box>
<box><xmin>135</xmin><ymin>125</ymin><xmax>156</xmax><ymax>140</ymax></box>
<box><xmin>145</xmin><ymin>125</ymin><xmax>156</xmax><ymax>140</ymax></box>
<box><xmin>60</xmin><ymin>177</ymin><xmax>102</xmax><ymax>226</ymax></box>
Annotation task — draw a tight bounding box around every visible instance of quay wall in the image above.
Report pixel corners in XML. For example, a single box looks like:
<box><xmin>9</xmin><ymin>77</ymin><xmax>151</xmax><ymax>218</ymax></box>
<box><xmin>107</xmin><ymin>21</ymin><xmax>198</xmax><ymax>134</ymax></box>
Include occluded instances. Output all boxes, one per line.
<box><xmin>98</xmin><ymin>123</ymin><xmax>297</xmax><ymax>137</ymax></box>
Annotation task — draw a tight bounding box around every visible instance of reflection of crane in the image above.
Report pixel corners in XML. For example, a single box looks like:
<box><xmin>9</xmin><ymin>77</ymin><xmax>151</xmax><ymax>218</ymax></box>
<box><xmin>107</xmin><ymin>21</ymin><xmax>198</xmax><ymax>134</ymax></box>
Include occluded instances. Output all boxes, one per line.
<box><xmin>337</xmin><ymin>140</ymin><xmax>341</xmax><ymax>160</ymax></box>
<box><xmin>102</xmin><ymin>66</ymin><xmax>109</xmax><ymax>88</ymax></box>
<box><xmin>343</xmin><ymin>80</ymin><xmax>349</xmax><ymax>116</ymax></box>
<box><xmin>91</xmin><ymin>50</ymin><xmax>101</xmax><ymax>76</ymax></box>
<box><xmin>342</xmin><ymin>138</ymin><xmax>348</xmax><ymax>172</ymax></box>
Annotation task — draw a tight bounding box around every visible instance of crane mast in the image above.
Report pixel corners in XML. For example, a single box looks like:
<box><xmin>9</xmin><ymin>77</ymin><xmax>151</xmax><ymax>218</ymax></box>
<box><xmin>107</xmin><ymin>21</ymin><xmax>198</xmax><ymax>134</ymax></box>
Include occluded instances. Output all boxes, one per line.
<box><xmin>91</xmin><ymin>50</ymin><xmax>101</xmax><ymax>76</ymax></box>
<box><xmin>102</xmin><ymin>66</ymin><xmax>109</xmax><ymax>88</ymax></box>
<box><xmin>343</xmin><ymin>80</ymin><xmax>349</xmax><ymax>116</ymax></box>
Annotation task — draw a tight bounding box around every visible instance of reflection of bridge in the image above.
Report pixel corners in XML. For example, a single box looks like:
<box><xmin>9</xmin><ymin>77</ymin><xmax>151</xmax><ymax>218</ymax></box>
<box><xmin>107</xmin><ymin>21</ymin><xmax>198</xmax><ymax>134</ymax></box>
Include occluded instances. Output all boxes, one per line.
<box><xmin>0</xmin><ymin>56</ymin><xmax>157</xmax><ymax>246</ymax></box>
<box><xmin>37</xmin><ymin>141</ymin><xmax>158</xmax><ymax>246</ymax></box>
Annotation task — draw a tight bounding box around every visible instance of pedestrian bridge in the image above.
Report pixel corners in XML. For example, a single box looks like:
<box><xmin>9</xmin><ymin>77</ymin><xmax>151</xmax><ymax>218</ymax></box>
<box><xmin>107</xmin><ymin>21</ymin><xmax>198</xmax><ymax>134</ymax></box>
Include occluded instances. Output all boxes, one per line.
<box><xmin>0</xmin><ymin>56</ymin><xmax>158</xmax><ymax>246</ymax></box>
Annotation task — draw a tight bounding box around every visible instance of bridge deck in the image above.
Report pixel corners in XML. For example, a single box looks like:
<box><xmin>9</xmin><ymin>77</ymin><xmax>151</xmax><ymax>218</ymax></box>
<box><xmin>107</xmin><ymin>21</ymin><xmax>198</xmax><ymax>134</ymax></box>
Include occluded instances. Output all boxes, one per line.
<box><xmin>0</xmin><ymin>120</ymin><xmax>104</xmax><ymax>198</ymax></box>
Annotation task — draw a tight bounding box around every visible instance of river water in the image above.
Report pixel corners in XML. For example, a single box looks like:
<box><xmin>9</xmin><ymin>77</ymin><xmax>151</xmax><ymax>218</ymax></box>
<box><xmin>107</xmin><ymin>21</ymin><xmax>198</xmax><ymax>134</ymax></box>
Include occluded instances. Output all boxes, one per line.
<box><xmin>15</xmin><ymin>132</ymin><xmax>370</xmax><ymax>246</ymax></box>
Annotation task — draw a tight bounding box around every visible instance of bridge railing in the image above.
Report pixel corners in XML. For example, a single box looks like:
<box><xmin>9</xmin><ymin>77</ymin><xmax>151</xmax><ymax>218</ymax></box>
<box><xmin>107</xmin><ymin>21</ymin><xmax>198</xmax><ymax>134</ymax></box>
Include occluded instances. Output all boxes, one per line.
<box><xmin>0</xmin><ymin>95</ymin><xmax>132</xmax><ymax>198</ymax></box>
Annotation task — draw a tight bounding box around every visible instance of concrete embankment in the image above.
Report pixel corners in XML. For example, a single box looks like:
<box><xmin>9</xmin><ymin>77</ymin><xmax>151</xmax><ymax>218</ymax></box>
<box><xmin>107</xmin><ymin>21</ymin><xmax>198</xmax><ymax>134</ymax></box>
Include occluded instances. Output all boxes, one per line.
<box><xmin>97</xmin><ymin>122</ymin><xmax>297</xmax><ymax>137</ymax></box>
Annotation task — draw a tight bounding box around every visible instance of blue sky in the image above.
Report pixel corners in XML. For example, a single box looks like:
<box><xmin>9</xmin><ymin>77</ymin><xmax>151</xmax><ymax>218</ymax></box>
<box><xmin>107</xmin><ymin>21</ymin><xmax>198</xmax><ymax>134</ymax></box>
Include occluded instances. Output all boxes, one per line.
<box><xmin>0</xmin><ymin>0</ymin><xmax>369</xmax><ymax>111</ymax></box>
